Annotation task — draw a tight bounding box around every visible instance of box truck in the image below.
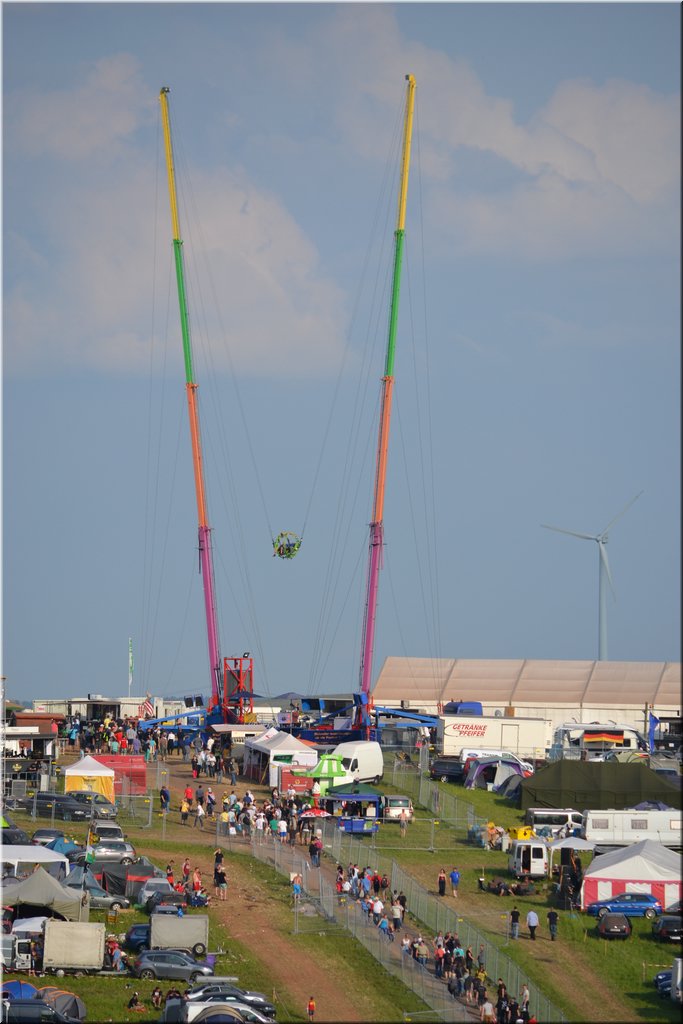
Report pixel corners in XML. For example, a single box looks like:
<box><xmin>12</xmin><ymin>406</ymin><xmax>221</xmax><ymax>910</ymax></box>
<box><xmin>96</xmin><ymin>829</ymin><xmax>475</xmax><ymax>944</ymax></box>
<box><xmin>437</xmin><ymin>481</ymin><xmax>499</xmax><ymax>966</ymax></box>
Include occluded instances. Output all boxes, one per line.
<box><xmin>582</xmin><ymin>808</ymin><xmax>682</xmax><ymax>850</ymax></box>
<box><xmin>42</xmin><ymin>920</ymin><xmax>106</xmax><ymax>974</ymax></box>
<box><xmin>437</xmin><ymin>715</ymin><xmax>552</xmax><ymax>762</ymax></box>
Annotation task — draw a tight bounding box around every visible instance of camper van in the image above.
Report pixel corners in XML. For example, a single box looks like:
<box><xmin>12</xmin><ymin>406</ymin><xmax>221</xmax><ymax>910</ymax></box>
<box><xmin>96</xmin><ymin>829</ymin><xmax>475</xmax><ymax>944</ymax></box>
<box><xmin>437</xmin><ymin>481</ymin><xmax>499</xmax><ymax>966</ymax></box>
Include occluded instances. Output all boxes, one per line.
<box><xmin>549</xmin><ymin>723</ymin><xmax>647</xmax><ymax>761</ymax></box>
<box><xmin>582</xmin><ymin>808</ymin><xmax>683</xmax><ymax>850</ymax></box>
<box><xmin>508</xmin><ymin>839</ymin><xmax>549</xmax><ymax>879</ymax></box>
<box><xmin>524</xmin><ymin>808</ymin><xmax>584</xmax><ymax>837</ymax></box>
<box><xmin>331</xmin><ymin>741</ymin><xmax>384</xmax><ymax>784</ymax></box>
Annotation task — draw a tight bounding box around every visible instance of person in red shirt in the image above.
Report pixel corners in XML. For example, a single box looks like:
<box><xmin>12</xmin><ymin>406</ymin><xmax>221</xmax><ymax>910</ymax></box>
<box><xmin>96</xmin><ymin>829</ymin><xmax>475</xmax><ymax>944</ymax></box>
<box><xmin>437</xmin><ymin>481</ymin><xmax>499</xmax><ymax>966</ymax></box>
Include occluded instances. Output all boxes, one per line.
<box><xmin>307</xmin><ymin>997</ymin><xmax>316</xmax><ymax>1021</ymax></box>
<box><xmin>183</xmin><ymin>785</ymin><xmax>194</xmax><ymax>808</ymax></box>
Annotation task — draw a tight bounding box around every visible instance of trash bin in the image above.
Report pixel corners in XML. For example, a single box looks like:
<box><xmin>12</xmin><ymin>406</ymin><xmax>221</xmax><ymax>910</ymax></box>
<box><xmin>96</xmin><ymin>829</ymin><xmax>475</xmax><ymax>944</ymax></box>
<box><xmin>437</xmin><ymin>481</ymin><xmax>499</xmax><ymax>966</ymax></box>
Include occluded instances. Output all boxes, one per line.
<box><xmin>106</xmin><ymin>909</ymin><xmax>119</xmax><ymax>927</ymax></box>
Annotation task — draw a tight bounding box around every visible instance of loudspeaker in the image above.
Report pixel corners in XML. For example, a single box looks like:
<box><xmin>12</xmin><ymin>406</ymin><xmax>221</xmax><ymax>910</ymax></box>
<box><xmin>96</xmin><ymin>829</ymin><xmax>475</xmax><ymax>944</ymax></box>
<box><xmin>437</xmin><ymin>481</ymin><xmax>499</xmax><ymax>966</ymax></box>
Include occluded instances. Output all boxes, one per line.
<box><xmin>184</xmin><ymin>696</ymin><xmax>194</xmax><ymax>708</ymax></box>
<box><xmin>194</xmin><ymin>695</ymin><xmax>204</xmax><ymax>707</ymax></box>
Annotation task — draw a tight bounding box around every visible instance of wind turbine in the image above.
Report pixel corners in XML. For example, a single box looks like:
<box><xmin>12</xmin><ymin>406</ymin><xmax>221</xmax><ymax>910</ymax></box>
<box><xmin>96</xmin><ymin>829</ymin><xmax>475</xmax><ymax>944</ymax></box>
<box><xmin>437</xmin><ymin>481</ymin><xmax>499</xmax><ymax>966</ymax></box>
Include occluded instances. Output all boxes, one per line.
<box><xmin>541</xmin><ymin>491</ymin><xmax>643</xmax><ymax>661</ymax></box>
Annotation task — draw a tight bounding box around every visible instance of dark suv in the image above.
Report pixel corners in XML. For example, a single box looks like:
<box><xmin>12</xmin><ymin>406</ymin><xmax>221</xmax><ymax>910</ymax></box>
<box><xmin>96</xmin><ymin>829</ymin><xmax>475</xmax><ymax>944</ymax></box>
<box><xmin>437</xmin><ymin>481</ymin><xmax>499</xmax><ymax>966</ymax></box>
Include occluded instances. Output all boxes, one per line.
<box><xmin>17</xmin><ymin>792</ymin><xmax>89</xmax><ymax>821</ymax></box>
<box><xmin>429</xmin><ymin>756</ymin><xmax>465</xmax><ymax>783</ymax></box>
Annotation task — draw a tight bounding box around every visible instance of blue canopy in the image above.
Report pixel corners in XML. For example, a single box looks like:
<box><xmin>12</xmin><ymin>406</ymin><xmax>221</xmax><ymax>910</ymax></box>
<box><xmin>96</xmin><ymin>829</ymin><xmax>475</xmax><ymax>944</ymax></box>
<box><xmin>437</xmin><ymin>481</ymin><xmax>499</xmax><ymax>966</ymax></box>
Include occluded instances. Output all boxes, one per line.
<box><xmin>2</xmin><ymin>981</ymin><xmax>38</xmax><ymax>1000</ymax></box>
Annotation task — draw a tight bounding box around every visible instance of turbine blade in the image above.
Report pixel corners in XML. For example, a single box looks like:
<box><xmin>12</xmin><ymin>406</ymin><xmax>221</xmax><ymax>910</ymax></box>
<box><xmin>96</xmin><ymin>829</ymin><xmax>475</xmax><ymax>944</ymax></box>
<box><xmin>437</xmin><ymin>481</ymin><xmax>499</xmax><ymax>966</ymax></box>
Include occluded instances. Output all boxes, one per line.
<box><xmin>541</xmin><ymin>524</ymin><xmax>596</xmax><ymax>542</ymax></box>
<box><xmin>599</xmin><ymin>541</ymin><xmax>616</xmax><ymax>599</ymax></box>
<box><xmin>600</xmin><ymin>490</ymin><xmax>644</xmax><ymax>538</ymax></box>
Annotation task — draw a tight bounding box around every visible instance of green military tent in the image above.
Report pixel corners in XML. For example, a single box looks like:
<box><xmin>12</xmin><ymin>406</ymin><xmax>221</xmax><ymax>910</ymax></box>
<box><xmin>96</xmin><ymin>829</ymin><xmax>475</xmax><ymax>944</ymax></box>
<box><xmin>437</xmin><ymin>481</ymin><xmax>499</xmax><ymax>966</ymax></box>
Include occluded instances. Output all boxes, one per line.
<box><xmin>520</xmin><ymin>761</ymin><xmax>681</xmax><ymax>812</ymax></box>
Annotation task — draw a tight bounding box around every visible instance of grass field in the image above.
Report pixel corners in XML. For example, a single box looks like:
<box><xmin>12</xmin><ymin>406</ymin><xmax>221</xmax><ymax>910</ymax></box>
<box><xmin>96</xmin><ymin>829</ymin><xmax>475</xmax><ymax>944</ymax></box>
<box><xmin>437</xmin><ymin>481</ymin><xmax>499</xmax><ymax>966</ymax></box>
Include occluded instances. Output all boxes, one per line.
<box><xmin>6</xmin><ymin>769</ymin><xmax>682</xmax><ymax>1022</ymax></box>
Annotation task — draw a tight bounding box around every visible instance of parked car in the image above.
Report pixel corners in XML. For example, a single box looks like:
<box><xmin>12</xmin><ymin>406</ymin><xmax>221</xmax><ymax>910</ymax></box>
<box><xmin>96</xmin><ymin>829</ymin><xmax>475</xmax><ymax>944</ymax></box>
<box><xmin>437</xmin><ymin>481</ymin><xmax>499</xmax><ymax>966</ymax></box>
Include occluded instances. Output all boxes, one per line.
<box><xmin>429</xmin><ymin>757</ymin><xmax>465</xmax><ymax>784</ymax></box>
<box><xmin>666</xmin><ymin>899</ymin><xmax>682</xmax><ymax>914</ymax></box>
<box><xmin>63</xmin><ymin>868</ymin><xmax>131</xmax><ymax>911</ymax></box>
<box><xmin>0</xmin><ymin>998</ymin><xmax>77</xmax><ymax>1023</ymax></box>
<box><xmin>653</xmin><ymin>968</ymin><xmax>672</xmax><ymax>990</ymax></box>
<box><xmin>70</xmin><ymin>839</ymin><xmax>137</xmax><ymax>866</ymax></box>
<box><xmin>30</xmin><ymin>828</ymin><xmax>65</xmax><ymax>847</ymax></box>
<box><xmin>123</xmin><ymin>923</ymin><xmax>152</xmax><ymax>953</ymax></box>
<box><xmin>131</xmin><ymin>949</ymin><xmax>214</xmax><ymax>982</ymax></box>
<box><xmin>89</xmin><ymin>823</ymin><xmax>125</xmax><ymax>842</ymax></box>
<box><xmin>185</xmin><ymin>984</ymin><xmax>275</xmax><ymax>1017</ymax></box>
<box><xmin>651</xmin><ymin>914</ymin><xmax>683</xmax><ymax>942</ymax></box>
<box><xmin>586</xmin><ymin>892</ymin><xmax>662</xmax><ymax>920</ymax></box>
<box><xmin>596</xmin><ymin>912</ymin><xmax>632</xmax><ymax>939</ymax></box>
<box><xmin>67</xmin><ymin>791</ymin><xmax>118</xmax><ymax>819</ymax></box>
<box><xmin>16</xmin><ymin>793</ymin><xmax>89</xmax><ymax>822</ymax></box>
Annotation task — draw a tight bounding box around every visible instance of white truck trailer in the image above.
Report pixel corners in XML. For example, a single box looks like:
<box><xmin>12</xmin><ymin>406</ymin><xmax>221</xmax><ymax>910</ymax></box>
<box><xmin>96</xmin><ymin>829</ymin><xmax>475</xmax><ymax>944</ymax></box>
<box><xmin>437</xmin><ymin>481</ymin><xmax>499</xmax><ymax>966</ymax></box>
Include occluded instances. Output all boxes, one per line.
<box><xmin>42</xmin><ymin>920</ymin><xmax>106</xmax><ymax>974</ymax></box>
<box><xmin>436</xmin><ymin>715</ymin><xmax>552</xmax><ymax>762</ymax></box>
<box><xmin>582</xmin><ymin>808</ymin><xmax>682</xmax><ymax>850</ymax></box>
<box><xmin>150</xmin><ymin>914</ymin><xmax>210</xmax><ymax>957</ymax></box>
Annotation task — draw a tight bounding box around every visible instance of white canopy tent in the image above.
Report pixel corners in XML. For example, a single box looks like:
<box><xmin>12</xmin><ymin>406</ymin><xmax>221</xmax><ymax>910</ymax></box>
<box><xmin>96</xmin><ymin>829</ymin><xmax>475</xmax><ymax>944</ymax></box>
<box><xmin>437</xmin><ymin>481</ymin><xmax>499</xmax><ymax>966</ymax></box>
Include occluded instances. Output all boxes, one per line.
<box><xmin>2</xmin><ymin>845</ymin><xmax>69</xmax><ymax>880</ymax></box>
<box><xmin>243</xmin><ymin>729</ymin><xmax>318</xmax><ymax>785</ymax></box>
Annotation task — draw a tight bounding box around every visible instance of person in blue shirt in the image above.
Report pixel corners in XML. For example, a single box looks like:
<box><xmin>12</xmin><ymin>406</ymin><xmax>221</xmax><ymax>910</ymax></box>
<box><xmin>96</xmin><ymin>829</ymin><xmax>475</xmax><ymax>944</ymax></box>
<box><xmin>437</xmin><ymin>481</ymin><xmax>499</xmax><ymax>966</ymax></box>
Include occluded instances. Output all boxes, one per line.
<box><xmin>449</xmin><ymin>867</ymin><xmax>460</xmax><ymax>897</ymax></box>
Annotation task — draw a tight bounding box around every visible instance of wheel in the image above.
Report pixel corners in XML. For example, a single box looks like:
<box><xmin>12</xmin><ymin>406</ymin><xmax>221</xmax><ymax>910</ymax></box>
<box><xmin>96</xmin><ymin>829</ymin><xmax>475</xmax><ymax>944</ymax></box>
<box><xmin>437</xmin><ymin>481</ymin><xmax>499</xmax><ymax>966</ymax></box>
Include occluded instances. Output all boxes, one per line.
<box><xmin>373</xmin><ymin>776</ymin><xmax>381</xmax><ymax>784</ymax></box>
<box><xmin>644</xmin><ymin>908</ymin><xmax>656</xmax><ymax>920</ymax></box>
<box><xmin>189</xmin><ymin>973</ymin><xmax>202</xmax><ymax>983</ymax></box>
<box><xmin>110</xmin><ymin>902</ymin><xmax>123</xmax><ymax>912</ymax></box>
<box><xmin>139</xmin><ymin>969</ymin><xmax>155</xmax><ymax>980</ymax></box>
<box><xmin>597</xmin><ymin>907</ymin><xmax>609</xmax><ymax>919</ymax></box>
<box><xmin>192</xmin><ymin>943</ymin><xmax>207</xmax><ymax>958</ymax></box>
<box><xmin>120</xmin><ymin>858</ymin><xmax>132</xmax><ymax>865</ymax></box>
<box><xmin>440</xmin><ymin>775</ymin><xmax>448</xmax><ymax>783</ymax></box>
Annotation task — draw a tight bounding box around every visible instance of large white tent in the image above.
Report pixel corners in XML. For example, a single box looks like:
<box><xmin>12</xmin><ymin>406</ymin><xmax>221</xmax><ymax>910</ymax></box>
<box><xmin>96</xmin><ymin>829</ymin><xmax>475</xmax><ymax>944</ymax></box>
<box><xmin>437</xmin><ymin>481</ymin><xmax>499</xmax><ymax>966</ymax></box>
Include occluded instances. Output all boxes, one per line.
<box><xmin>63</xmin><ymin>754</ymin><xmax>115</xmax><ymax>802</ymax></box>
<box><xmin>580</xmin><ymin>839</ymin><xmax>681</xmax><ymax>909</ymax></box>
<box><xmin>243</xmin><ymin>728</ymin><xmax>318</xmax><ymax>785</ymax></box>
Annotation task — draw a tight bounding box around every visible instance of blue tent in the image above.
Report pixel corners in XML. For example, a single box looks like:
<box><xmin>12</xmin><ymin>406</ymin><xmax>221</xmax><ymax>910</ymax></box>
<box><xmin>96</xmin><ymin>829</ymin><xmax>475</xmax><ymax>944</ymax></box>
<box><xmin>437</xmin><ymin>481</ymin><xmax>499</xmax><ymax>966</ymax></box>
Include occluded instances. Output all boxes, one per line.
<box><xmin>2</xmin><ymin>981</ymin><xmax>38</xmax><ymax>1000</ymax></box>
<box><xmin>46</xmin><ymin>837</ymin><xmax>83</xmax><ymax>856</ymax></box>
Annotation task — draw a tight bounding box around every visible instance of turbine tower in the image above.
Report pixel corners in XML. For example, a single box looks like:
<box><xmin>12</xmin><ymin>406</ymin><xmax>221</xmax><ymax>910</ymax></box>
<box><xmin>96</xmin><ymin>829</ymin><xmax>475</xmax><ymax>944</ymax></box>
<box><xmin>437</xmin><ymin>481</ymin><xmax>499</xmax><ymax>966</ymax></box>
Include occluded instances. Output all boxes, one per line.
<box><xmin>541</xmin><ymin>491</ymin><xmax>643</xmax><ymax>661</ymax></box>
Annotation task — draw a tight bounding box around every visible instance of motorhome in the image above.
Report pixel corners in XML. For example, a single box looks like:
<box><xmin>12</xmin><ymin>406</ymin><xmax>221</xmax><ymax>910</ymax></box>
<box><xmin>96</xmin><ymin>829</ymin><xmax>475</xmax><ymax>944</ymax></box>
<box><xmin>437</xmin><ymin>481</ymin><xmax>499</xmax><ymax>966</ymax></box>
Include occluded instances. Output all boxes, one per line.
<box><xmin>582</xmin><ymin>808</ymin><xmax>682</xmax><ymax>850</ymax></box>
<box><xmin>437</xmin><ymin>716</ymin><xmax>551</xmax><ymax>762</ymax></box>
<box><xmin>549</xmin><ymin>723</ymin><xmax>647</xmax><ymax>761</ymax></box>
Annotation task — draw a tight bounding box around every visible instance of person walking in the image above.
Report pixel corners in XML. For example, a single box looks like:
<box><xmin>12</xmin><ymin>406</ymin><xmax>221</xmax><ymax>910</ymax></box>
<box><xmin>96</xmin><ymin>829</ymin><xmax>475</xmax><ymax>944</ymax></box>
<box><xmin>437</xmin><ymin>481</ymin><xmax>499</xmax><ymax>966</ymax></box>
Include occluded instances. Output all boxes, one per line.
<box><xmin>449</xmin><ymin>866</ymin><xmax>460</xmax><ymax>897</ymax></box>
<box><xmin>399</xmin><ymin>809</ymin><xmax>408</xmax><ymax>838</ymax></box>
<box><xmin>526</xmin><ymin>908</ymin><xmax>539</xmax><ymax>941</ymax></box>
<box><xmin>194</xmin><ymin>802</ymin><xmax>205</xmax><ymax>829</ymax></box>
<box><xmin>509</xmin><ymin>905</ymin><xmax>521</xmax><ymax>940</ymax></box>
<box><xmin>438</xmin><ymin>868</ymin><xmax>447</xmax><ymax>897</ymax></box>
<box><xmin>547</xmin><ymin>908</ymin><xmax>559</xmax><ymax>941</ymax></box>
<box><xmin>307</xmin><ymin>996</ymin><xmax>316</xmax><ymax>1021</ymax></box>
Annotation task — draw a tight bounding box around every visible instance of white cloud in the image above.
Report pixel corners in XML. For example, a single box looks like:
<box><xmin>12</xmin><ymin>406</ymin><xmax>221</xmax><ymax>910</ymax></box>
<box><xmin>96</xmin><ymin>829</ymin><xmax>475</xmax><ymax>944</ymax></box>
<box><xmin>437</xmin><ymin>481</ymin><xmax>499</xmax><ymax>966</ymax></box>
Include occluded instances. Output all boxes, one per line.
<box><xmin>7</xmin><ymin>53</ymin><xmax>152</xmax><ymax>161</ymax></box>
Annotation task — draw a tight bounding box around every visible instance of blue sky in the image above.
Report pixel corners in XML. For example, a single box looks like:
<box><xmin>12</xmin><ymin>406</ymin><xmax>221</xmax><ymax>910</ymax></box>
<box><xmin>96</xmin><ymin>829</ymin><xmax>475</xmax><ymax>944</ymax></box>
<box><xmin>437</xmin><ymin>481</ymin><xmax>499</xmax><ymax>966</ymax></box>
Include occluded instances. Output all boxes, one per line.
<box><xmin>3</xmin><ymin>2</ymin><xmax>680</xmax><ymax>706</ymax></box>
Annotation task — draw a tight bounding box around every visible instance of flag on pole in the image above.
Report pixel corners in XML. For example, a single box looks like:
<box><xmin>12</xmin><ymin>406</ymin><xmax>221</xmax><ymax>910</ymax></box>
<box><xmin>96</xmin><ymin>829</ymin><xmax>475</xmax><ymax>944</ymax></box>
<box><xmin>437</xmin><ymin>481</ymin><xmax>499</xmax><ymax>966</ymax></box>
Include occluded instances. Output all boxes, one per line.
<box><xmin>648</xmin><ymin>712</ymin><xmax>660</xmax><ymax>754</ymax></box>
<box><xmin>128</xmin><ymin>637</ymin><xmax>134</xmax><ymax>693</ymax></box>
<box><xmin>138</xmin><ymin>694</ymin><xmax>154</xmax><ymax>718</ymax></box>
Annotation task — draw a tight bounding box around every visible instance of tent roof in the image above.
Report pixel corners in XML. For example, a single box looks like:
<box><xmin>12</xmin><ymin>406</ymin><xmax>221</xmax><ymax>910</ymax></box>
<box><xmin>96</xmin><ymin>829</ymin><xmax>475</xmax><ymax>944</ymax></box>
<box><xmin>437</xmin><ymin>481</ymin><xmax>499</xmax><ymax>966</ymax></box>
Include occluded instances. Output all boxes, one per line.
<box><xmin>63</xmin><ymin>755</ymin><xmax>114</xmax><ymax>777</ymax></box>
<box><xmin>247</xmin><ymin>729</ymin><xmax>313</xmax><ymax>754</ymax></box>
<box><xmin>584</xmin><ymin>839</ymin><xmax>682</xmax><ymax>880</ymax></box>
<box><xmin>371</xmin><ymin>657</ymin><xmax>681</xmax><ymax>706</ymax></box>
<box><xmin>519</xmin><ymin>761</ymin><xmax>682</xmax><ymax>811</ymax></box>
<box><xmin>3</xmin><ymin>866</ymin><xmax>86</xmax><ymax>920</ymax></box>
<box><xmin>3</xmin><ymin>845</ymin><xmax>68</xmax><ymax>864</ymax></box>
<box><xmin>549</xmin><ymin>837</ymin><xmax>597</xmax><ymax>851</ymax></box>
<box><xmin>323</xmin><ymin>782</ymin><xmax>384</xmax><ymax>801</ymax></box>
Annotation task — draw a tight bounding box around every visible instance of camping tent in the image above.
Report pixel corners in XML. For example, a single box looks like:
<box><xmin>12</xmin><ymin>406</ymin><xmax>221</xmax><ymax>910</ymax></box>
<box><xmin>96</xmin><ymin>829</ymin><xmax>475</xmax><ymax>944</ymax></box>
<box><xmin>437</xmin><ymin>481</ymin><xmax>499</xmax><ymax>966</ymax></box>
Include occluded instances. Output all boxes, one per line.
<box><xmin>464</xmin><ymin>757</ymin><xmax>523</xmax><ymax>791</ymax></box>
<box><xmin>94</xmin><ymin>861</ymin><xmax>158</xmax><ymax>901</ymax></box>
<box><xmin>63</xmin><ymin>755</ymin><xmax>115</xmax><ymax>803</ymax></box>
<box><xmin>36</xmin><ymin>987</ymin><xmax>87</xmax><ymax>1022</ymax></box>
<box><xmin>2</xmin><ymin>845</ymin><xmax>69</xmax><ymax>880</ymax></box>
<box><xmin>580</xmin><ymin>839</ymin><xmax>682</xmax><ymax>909</ymax></box>
<box><xmin>2</xmin><ymin>866</ymin><xmax>89</xmax><ymax>921</ymax></box>
<box><xmin>520</xmin><ymin>761</ymin><xmax>682</xmax><ymax>811</ymax></box>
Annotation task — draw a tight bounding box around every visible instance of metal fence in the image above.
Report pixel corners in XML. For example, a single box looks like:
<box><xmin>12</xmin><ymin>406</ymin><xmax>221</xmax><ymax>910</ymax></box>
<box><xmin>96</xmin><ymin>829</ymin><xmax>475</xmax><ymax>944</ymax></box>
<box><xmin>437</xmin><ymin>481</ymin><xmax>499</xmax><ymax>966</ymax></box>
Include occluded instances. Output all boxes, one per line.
<box><xmin>324</xmin><ymin>828</ymin><xmax>568</xmax><ymax>1023</ymax></box>
<box><xmin>246</xmin><ymin>833</ymin><xmax>469</xmax><ymax>1022</ymax></box>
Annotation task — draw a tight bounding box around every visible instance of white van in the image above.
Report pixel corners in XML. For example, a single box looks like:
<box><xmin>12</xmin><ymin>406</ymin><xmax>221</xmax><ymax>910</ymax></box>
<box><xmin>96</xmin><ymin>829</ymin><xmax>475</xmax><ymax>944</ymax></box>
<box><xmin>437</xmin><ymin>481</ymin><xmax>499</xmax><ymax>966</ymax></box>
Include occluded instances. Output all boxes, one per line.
<box><xmin>332</xmin><ymin>741</ymin><xmax>384</xmax><ymax>784</ymax></box>
<box><xmin>508</xmin><ymin>839</ymin><xmax>549</xmax><ymax>879</ymax></box>
<box><xmin>460</xmin><ymin>748</ymin><xmax>533</xmax><ymax>772</ymax></box>
<box><xmin>524</xmin><ymin>808</ymin><xmax>584</xmax><ymax>837</ymax></box>
<box><xmin>381</xmin><ymin>795</ymin><xmax>414</xmax><ymax>822</ymax></box>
